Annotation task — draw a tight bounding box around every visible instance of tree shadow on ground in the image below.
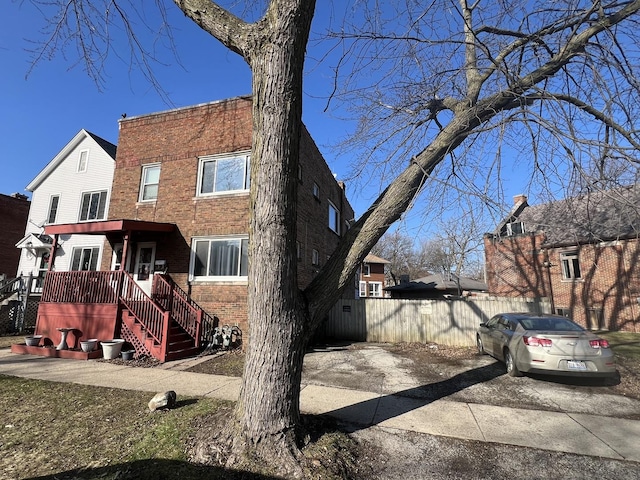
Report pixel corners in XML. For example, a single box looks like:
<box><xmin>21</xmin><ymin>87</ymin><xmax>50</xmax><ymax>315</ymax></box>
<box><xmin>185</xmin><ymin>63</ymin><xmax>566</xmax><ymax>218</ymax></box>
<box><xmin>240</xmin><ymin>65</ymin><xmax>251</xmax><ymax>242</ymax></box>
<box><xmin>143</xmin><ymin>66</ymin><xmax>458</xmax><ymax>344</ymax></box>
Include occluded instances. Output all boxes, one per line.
<box><xmin>527</xmin><ymin>371</ymin><xmax>621</xmax><ymax>387</ymax></box>
<box><xmin>324</xmin><ymin>362</ymin><xmax>505</xmax><ymax>432</ymax></box>
<box><xmin>27</xmin><ymin>458</ymin><xmax>280</xmax><ymax>480</ymax></box>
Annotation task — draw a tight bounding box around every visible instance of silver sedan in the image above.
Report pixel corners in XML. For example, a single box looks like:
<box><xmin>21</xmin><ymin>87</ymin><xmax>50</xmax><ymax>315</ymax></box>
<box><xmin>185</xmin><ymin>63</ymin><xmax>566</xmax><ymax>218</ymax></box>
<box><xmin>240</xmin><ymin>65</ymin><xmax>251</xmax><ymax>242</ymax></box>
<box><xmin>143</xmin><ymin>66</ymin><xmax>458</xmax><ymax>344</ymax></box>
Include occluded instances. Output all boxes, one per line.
<box><xmin>477</xmin><ymin>313</ymin><xmax>617</xmax><ymax>378</ymax></box>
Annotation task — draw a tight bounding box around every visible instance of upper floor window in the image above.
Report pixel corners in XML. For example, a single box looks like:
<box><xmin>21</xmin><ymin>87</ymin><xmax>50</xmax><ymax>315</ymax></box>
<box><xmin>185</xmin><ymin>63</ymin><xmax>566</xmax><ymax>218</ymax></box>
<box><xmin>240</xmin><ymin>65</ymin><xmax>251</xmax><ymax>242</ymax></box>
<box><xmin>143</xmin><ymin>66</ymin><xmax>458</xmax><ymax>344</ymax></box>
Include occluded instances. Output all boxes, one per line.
<box><xmin>79</xmin><ymin>190</ymin><xmax>108</xmax><ymax>221</ymax></box>
<box><xmin>506</xmin><ymin>221</ymin><xmax>524</xmax><ymax>236</ymax></box>
<box><xmin>191</xmin><ymin>236</ymin><xmax>248</xmax><ymax>280</ymax></box>
<box><xmin>312</xmin><ymin>182</ymin><xmax>320</xmax><ymax>199</ymax></box>
<box><xmin>47</xmin><ymin>195</ymin><xmax>60</xmax><ymax>224</ymax></box>
<box><xmin>312</xmin><ymin>249</ymin><xmax>319</xmax><ymax>266</ymax></box>
<box><xmin>359</xmin><ymin>281</ymin><xmax>367</xmax><ymax>297</ymax></box>
<box><xmin>71</xmin><ymin>246</ymin><xmax>100</xmax><ymax>271</ymax></box>
<box><xmin>139</xmin><ymin>164</ymin><xmax>161</xmax><ymax>202</ymax></box>
<box><xmin>77</xmin><ymin>150</ymin><xmax>89</xmax><ymax>172</ymax></box>
<box><xmin>198</xmin><ymin>152</ymin><xmax>250</xmax><ymax>196</ymax></box>
<box><xmin>561</xmin><ymin>251</ymin><xmax>581</xmax><ymax>280</ymax></box>
<box><xmin>328</xmin><ymin>201</ymin><xmax>340</xmax><ymax>235</ymax></box>
<box><xmin>362</xmin><ymin>264</ymin><xmax>371</xmax><ymax>277</ymax></box>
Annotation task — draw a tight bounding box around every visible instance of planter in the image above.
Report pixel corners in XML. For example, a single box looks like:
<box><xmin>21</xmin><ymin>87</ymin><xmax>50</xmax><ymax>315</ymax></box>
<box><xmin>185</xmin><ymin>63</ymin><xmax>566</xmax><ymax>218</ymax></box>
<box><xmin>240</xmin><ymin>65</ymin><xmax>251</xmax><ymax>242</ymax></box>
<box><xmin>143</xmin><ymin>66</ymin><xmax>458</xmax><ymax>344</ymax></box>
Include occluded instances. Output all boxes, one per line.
<box><xmin>24</xmin><ymin>335</ymin><xmax>42</xmax><ymax>347</ymax></box>
<box><xmin>101</xmin><ymin>339</ymin><xmax>125</xmax><ymax>359</ymax></box>
<box><xmin>121</xmin><ymin>350</ymin><xmax>135</xmax><ymax>361</ymax></box>
<box><xmin>80</xmin><ymin>339</ymin><xmax>98</xmax><ymax>352</ymax></box>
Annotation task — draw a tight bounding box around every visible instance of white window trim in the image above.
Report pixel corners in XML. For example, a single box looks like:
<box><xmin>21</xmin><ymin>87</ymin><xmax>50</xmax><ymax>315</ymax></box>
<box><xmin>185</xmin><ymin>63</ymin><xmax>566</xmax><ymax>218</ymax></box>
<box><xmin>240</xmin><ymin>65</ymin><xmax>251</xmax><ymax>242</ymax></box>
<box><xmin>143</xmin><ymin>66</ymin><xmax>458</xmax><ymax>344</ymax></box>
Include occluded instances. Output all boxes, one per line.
<box><xmin>362</xmin><ymin>263</ymin><xmax>371</xmax><ymax>277</ymax></box>
<box><xmin>78</xmin><ymin>190</ymin><xmax>109</xmax><ymax>222</ymax></box>
<box><xmin>328</xmin><ymin>200</ymin><xmax>340</xmax><ymax>235</ymax></box>
<box><xmin>368</xmin><ymin>281</ymin><xmax>383</xmax><ymax>298</ymax></box>
<box><xmin>46</xmin><ymin>194</ymin><xmax>60</xmax><ymax>224</ymax></box>
<box><xmin>139</xmin><ymin>163</ymin><xmax>161</xmax><ymax>202</ymax></box>
<box><xmin>359</xmin><ymin>281</ymin><xmax>367</xmax><ymax>297</ymax></box>
<box><xmin>77</xmin><ymin>149</ymin><xmax>89</xmax><ymax>173</ymax></box>
<box><xmin>70</xmin><ymin>245</ymin><xmax>101</xmax><ymax>271</ymax></box>
<box><xmin>560</xmin><ymin>250</ymin><xmax>581</xmax><ymax>280</ymax></box>
<box><xmin>189</xmin><ymin>235</ymin><xmax>249</xmax><ymax>282</ymax></box>
<box><xmin>196</xmin><ymin>151</ymin><xmax>251</xmax><ymax>197</ymax></box>
<box><xmin>506</xmin><ymin>221</ymin><xmax>525</xmax><ymax>236</ymax></box>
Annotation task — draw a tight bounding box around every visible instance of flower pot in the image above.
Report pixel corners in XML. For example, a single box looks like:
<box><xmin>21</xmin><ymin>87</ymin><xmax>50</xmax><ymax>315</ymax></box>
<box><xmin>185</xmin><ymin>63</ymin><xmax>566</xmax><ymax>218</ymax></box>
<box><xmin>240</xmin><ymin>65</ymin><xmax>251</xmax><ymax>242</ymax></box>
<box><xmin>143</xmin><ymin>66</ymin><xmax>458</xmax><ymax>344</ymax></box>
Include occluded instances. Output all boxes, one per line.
<box><xmin>25</xmin><ymin>335</ymin><xmax>42</xmax><ymax>347</ymax></box>
<box><xmin>121</xmin><ymin>350</ymin><xmax>135</xmax><ymax>361</ymax></box>
<box><xmin>101</xmin><ymin>339</ymin><xmax>125</xmax><ymax>359</ymax></box>
<box><xmin>80</xmin><ymin>339</ymin><xmax>98</xmax><ymax>352</ymax></box>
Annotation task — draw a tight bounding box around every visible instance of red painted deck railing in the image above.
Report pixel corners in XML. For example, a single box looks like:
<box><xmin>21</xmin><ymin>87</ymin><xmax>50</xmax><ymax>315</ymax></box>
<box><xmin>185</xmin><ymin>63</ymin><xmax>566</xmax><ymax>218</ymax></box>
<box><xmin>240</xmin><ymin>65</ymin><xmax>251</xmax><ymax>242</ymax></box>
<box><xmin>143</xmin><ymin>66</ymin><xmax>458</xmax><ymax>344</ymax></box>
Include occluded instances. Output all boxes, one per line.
<box><xmin>41</xmin><ymin>271</ymin><xmax>121</xmax><ymax>304</ymax></box>
<box><xmin>41</xmin><ymin>271</ymin><xmax>170</xmax><ymax>346</ymax></box>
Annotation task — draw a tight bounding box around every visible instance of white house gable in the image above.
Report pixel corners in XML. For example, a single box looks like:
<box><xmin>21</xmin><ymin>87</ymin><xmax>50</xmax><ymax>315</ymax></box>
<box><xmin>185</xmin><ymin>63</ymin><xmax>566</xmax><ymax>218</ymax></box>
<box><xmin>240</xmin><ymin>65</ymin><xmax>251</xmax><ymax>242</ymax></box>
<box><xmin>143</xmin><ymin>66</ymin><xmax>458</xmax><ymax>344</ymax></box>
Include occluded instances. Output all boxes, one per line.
<box><xmin>17</xmin><ymin>130</ymin><xmax>116</xmax><ymax>282</ymax></box>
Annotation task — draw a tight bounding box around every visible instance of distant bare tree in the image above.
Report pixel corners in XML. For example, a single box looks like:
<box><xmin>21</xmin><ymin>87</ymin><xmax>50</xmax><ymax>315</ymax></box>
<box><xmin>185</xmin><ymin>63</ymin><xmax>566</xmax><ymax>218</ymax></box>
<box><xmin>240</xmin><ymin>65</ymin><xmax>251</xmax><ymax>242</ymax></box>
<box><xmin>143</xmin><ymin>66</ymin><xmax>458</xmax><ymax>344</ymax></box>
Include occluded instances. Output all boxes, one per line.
<box><xmin>421</xmin><ymin>212</ymin><xmax>488</xmax><ymax>281</ymax></box>
<box><xmin>371</xmin><ymin>231</ymin><xmax>430</xmax><ymax>285</ymax></box>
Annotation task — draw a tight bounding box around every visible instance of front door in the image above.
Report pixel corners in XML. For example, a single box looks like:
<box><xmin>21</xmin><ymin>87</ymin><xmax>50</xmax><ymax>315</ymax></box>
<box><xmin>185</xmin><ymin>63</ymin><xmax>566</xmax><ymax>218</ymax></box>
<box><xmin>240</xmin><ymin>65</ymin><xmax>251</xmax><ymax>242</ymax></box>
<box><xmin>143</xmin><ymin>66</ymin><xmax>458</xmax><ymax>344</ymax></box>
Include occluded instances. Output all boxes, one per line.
<box><xmin>133</xmin><ymin>242</ymin><xmax>156</xmax><ymax>295</ymax></box>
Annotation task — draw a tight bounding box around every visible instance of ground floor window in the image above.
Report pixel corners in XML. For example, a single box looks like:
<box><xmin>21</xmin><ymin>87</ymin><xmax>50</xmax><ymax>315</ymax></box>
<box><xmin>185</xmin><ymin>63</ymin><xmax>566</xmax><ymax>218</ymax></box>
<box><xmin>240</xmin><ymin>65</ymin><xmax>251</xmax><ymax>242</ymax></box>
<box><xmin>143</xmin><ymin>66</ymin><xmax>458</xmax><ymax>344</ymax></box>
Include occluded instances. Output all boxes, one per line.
<box><xmin>368</xmin><ymin>281</ymin><xmax>383</xmax><ymax>297</ymax></box>
<box><xmin>191</xmin><ymin>236</ymin><xmax>248</xmax><ymax>280</ymax></box>
<box><xmin>71</xmin><ymin>246</ymin><xmax>100</xmax><ymax>271</ymax></box>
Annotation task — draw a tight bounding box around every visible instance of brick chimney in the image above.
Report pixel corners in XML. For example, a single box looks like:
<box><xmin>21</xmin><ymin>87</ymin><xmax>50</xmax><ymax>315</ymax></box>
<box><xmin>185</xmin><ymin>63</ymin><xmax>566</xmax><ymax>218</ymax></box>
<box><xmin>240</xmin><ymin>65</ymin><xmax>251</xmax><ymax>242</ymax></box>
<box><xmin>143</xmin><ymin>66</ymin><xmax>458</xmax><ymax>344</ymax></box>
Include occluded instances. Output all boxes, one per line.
<box><xmin>513</xmin><ymin>194</ymin><xmax>527</xmax><ymax>205</ymax></box>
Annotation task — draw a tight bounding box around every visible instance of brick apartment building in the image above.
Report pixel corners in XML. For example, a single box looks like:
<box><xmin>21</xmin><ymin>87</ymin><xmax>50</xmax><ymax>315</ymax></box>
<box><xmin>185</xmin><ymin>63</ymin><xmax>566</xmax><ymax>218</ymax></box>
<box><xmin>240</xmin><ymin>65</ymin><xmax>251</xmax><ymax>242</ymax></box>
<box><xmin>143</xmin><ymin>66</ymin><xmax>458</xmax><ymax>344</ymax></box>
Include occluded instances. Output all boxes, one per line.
<box><xmin>0</xmin><ymin>193</ymin><xmax>30</xmax><ymax>277</ymax></box>
<box><xmin>484</xmin><ymin>186</ymin><xmax>640</xmax><ymax>332</ymax></box>
<box><xmin>108</xmin><ymin>96</ymin><xmax>353</xmax><ymax>332</ymax></box>
<box><xmin>35</xmin><ymin>97</ymin><xmax>354</xmax><ymax>360</ymax></box>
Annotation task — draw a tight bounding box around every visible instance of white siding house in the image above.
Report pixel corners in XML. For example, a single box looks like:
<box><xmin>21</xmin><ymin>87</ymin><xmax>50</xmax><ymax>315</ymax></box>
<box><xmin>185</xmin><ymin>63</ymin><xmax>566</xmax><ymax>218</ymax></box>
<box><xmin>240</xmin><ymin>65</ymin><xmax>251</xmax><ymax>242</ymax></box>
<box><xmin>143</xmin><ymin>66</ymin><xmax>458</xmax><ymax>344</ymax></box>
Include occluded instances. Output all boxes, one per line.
<box><xmin>16</xmin><ymin>130</ymin><xmax>116</xmax><ymax>290</ymax></box>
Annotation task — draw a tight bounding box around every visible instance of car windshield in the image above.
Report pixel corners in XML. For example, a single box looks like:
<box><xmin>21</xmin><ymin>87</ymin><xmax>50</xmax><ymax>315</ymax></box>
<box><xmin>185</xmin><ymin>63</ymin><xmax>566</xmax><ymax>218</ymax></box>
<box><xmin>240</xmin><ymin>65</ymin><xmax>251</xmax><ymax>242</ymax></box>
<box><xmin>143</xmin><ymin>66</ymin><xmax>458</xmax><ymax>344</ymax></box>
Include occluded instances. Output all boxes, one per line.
<box><xmin>518</xmin><ymin>317</ymin><xmax>584</xmax><ymax>331</ymax></box>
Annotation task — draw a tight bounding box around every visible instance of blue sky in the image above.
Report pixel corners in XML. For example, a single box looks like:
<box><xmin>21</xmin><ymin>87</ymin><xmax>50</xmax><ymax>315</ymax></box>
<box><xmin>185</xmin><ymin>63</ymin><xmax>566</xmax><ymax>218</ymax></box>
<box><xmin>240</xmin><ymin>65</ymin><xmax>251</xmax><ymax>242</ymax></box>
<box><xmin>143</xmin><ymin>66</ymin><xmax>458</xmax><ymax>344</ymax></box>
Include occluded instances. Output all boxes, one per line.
<box><xmin>1</xmin><ymin>1</ymin><xmax>529</xmax><ymax>238</ymax></box>
<box><xmin>1</xmin><ymin>2</ymin><xmax>365</xmax><ymax>201</ymax></box>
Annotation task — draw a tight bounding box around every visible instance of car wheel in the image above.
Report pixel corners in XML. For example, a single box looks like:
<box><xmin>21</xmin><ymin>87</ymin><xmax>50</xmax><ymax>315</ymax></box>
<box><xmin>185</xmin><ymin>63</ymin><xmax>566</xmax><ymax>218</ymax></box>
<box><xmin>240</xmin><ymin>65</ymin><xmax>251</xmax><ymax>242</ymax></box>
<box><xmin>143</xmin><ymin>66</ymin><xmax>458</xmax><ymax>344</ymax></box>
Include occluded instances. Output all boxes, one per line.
<box><xmin>476</xmin><ymin>335</ymin><xmax>485</xmax><ymax>355</ymax></box>
<box><xmin>505</xmin><ymin>349</ymin><xmax>521</xmax><ymax>377</ymax></box>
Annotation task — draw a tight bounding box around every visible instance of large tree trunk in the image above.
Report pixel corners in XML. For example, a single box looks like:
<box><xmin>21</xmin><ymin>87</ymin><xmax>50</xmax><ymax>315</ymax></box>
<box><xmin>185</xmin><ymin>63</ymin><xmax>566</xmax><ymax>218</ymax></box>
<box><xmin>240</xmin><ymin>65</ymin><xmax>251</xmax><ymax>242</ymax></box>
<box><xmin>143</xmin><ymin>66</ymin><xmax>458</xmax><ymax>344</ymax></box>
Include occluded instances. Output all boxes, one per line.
<box><xmin>234</xmin><ymin>0</ymin><xmax>316</xmax><ymax>472</ymax></box>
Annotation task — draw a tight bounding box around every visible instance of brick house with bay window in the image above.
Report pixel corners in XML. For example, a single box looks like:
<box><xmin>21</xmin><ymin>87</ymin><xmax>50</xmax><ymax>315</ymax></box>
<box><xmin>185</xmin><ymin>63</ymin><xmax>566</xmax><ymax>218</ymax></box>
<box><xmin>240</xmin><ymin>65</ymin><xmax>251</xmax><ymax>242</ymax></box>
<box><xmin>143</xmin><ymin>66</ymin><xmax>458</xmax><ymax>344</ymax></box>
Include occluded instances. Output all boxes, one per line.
<box><xmin>484</xmin><ymin>185</ymin><xmax>640</xmax><ymax>332</ymax></box>
<box><xmin>24</xmin><ymin>97</ymin><xmax>354</xmax><ymax>361</ymax></box>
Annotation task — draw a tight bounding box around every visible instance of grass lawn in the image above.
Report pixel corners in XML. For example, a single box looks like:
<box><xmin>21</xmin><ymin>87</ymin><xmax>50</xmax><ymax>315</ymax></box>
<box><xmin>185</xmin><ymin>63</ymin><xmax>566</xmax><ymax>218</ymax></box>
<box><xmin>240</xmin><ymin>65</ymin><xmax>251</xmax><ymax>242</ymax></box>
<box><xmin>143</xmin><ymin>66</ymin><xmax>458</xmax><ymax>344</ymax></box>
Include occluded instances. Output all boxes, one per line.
<box><xmin>0</xmin><ymin>375</ymin><xmax>240</xmax><ymax>480</ymax></box>
<box><xmin>599</xmin><ymin>331</ymin><xmax>640</xmax><ymax>361</ymax></box>
<box><xmin>0</xmin><ymin>334</ymin><xmax>23</xmax><ymax>349</ymax></box>
<box><xmin>0</xmin><ymin>338</ymin><xmax>357</xmax><ymax>479</ymax></box>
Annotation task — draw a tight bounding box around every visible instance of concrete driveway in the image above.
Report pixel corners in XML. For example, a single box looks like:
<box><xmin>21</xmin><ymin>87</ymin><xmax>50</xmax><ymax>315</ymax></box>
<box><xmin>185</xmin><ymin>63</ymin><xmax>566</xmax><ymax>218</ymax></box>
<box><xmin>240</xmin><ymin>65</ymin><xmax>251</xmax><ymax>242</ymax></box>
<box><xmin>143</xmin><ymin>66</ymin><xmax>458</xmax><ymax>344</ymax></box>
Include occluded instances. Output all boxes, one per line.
<box><xmin>302</xmin><ymin>342</ymin><xmax>640</xmax><ymax>419</ymax></box>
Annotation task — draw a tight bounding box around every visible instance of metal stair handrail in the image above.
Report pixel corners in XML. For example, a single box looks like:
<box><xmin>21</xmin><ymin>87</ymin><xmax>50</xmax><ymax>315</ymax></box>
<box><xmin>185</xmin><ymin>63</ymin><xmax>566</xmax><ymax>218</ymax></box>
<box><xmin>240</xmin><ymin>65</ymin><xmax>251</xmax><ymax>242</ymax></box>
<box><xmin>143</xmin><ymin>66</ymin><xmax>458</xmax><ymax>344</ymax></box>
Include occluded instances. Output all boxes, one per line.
<box><xmin>0</xmin><ymin>277</ymin><xmax>22</xmax><ymax>299</ymax></box>
<box><xmin>119</xmin><ymin>271</ymin><xmax>169</xmax><ymax>346</ymax></box>
<box><xmin>153</xmin><ymin>274</ymin><xmax>204</xmax><ymax>347</ymax></box>
<box><xmin>153</xmin><ymin>274</ymin><xmax>219</xmax><ymax>348</ymax></box>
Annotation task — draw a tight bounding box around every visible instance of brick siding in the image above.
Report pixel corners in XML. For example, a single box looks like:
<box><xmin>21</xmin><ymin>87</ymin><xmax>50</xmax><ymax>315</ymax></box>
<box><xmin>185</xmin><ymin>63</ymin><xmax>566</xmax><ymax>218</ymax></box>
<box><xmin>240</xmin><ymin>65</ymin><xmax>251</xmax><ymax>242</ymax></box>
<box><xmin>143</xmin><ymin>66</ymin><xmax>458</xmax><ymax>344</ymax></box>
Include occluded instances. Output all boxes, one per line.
<box><xmin>106</xmin><ymin>97</ymin><xmax>354</xmax><ymax>336</ymax></box>
<box><xmin>485</xmin><ymin>233</ymin><xmax>640</xmax><ymax>332</ymax></box>
<box><xmin>0</xmin><ymin>194</ymin><xmax>30</xmax><ymax>277</ymax></box>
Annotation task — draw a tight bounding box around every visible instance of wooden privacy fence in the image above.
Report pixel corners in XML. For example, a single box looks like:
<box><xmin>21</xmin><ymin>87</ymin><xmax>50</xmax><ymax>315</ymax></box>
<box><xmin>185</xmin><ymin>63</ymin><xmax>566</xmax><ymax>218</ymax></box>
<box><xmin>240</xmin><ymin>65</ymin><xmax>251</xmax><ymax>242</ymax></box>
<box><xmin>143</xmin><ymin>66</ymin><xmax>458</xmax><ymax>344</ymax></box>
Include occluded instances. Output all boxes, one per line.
<box><xmin>323</xmin><ymin>297</ymin><xmax>552</xmax><ymax>347</ymax></box>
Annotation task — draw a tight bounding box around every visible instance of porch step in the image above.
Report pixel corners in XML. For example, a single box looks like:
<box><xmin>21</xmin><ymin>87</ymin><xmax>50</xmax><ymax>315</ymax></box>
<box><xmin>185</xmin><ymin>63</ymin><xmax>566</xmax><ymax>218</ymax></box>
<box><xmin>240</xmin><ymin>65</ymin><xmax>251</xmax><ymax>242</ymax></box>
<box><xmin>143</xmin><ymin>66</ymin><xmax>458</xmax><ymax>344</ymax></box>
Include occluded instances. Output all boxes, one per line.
<box><xmin>122</xmin><ymin>310</ymin><xmax>200</xmax><ymax>362</ymax></box>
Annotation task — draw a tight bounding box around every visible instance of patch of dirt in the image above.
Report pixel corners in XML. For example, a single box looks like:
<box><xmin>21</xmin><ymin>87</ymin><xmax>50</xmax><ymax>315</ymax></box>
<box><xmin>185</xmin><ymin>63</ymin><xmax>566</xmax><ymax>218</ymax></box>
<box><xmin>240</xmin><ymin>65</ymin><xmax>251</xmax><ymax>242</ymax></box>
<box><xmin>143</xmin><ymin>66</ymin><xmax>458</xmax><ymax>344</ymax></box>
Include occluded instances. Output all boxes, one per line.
<box><xmin>98</xmin><ymin>355</ymin><xmax>162</xmax><ymax>368</ymax></box>
<box><xmin>185</xmin><ymin>350</ymin><xmax>244</xmax><ymax>377</ymax></box>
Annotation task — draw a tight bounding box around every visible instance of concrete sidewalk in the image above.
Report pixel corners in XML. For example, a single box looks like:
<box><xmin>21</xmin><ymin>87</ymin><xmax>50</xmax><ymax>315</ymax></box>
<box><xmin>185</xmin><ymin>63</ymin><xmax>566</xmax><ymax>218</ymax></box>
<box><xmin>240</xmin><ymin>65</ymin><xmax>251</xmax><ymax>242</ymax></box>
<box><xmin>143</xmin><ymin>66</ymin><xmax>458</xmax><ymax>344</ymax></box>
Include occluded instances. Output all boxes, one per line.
<box><xmin>0</xmin><ymin>349</ymin><xmax>638</xmax><ymax>463</ymax></box>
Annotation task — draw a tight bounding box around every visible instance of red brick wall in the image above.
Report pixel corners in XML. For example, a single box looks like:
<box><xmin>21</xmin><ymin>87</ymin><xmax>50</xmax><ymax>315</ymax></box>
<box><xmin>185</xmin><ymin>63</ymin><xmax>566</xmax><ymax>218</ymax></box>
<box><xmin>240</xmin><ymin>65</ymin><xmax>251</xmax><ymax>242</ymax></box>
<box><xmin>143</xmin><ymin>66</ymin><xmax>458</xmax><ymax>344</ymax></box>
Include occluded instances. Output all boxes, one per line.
<box><xmin>107</xmin><ymin>97</ymin><xmax>354</xmax><ymax>336</ymax></box>
<box><xmin>0</xmin><ymin>193</ymin><xmax>30</xmax><ymax>277</ymax></box>
<box><xmin>296</xmin><ymin>126</ymin><xmax>354</xmax><ymax>290</ymax></box>
<box><xmin>485</xmin><ymin>233</ymin><xmax>640</xmax><ymax>332</ymax></box>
